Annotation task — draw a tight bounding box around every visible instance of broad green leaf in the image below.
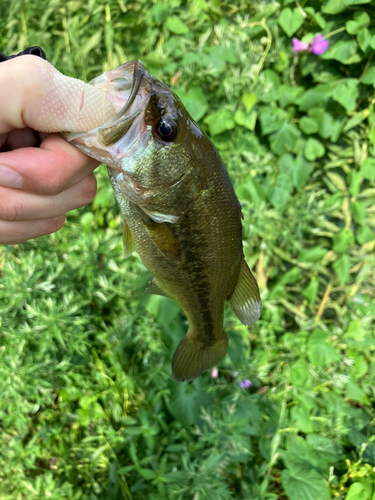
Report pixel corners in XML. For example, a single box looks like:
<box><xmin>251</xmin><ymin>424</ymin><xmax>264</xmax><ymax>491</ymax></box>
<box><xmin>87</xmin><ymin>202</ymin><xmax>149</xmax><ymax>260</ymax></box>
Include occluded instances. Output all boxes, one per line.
<box><xmin>332</xmin><ymin>229</ymin><xmax>355</xmax><ymax>253</ymax></box>
<box><xmin>207</xmin><ymin>45</ymin><xmax>238</xmax><ymax>64</ymax></box>
<box><xmin>300</xmin><ymin>116</ymin><xmax>319</xmax><ymax>134</ymax></box>
<box><xmin>333</xmin><ymin>254</ymin><xmax>350</xmax><ymax>284</ymax></box>
<box><xmin>350</xmin><ymin>202</ymin><xmax>366</xmax><ymax>225</ymax></box>
<box><xmin>204</xmin><ymin>110</ymin><xmax>235</xmax><ymax>136</ymax></box>
<box><xmin>357</xmin><ymin>226</ymin><xmax>375</xmax><ymax>245</ymax></box>
<box><xmin>290</xmin><ymin>359</ymin><xmax>310</xmax><ymax>386</ymax></box>
<box><xmin>322</xmin><ymin>0</ymin><xmax>346</xmax><ymax>14</ymax></box>
<box><xmin>139</xmin><ymin>468</ymin><xmax>157</xmax><ymax>480</ymax></box>
<box><xmin>281</xmin><ymin>468</ymin><xmax>331</xmax><ymax>500</ymax></box>
<box><xmin>269</xmin><ymin>121</ymin><xmax>300</xmax><ymax>155</ymax></box>
<box><xmin>345</xmin><ymin>12</ymin><xmax>370</xmax><ymax>35</ymax></box>
<box><xmin>304</xmin><ymin>138</ymin><xmax>325</xmax><ymax>161</ymax></box>
<box><xmin>345</xmin><ymin>483</ymin><xmax>368</xmax><ymax>500</ymax></box>
<box><xmin>259</xmin><ymin>106</ymin><xmax>285</xmax><ymax>135</ymax></box>
<box><xmin>298</xmin><ymin>246</ymin><xmax>327</xmax><ymax>263</ymax></box>
<box><xmin>361</xmin><ymin>64</ymin><xmax>375</xmax><ymax>85</ymax></box>
<box><xmin>166</xmin><ymin>16</ymin><xmax>189</xmax><ymax>34</ymax></box>
<box><xmin>332</xmin><ymin>80</ymin><xmax>359</xmax><ymax>111</ymax></box>
<box><xmin>307</xmin><ymin>330</ymin><xmax>341</xmax><ymax>366</ymax></box>
<box><xmin>234</xmin><ymin>109</ymin><xmax>257</xmax><ymax>131</ymax></box>
<box><xmin>302</xmin><ymin>279</ymin><xmax>319</xmax><ymax>305</ymax></box>
<box><xmin>345</xmin><ymin>381</ymin><xmax>369</xmax><ymax>404</ymax></box>
<box><xmin>263</xmin><ymin>69</ymin><xmax>281</xmax><ymax>101</ymax></box>
<box><xmin>307</xmin><ymin>108</ymin><xmax>335</xmax><ymax>140</ymax></box>
<box><xmin>357</xmin><ymin>28</ymin><xmax>372</xmax><ymax>52</ymax></box>
<box><xmin>278</xmin><ymin>267</ymin><xmax>303</xmax><ymax>285</ymax></box>
<box><xmin>360</xmin><ymin>157</ymin><xmax>375</xmax><ymax>181</ymax></box>
<box><xmin>299</xmin><ymin>85</ymin><xmax>332</xmax><ymax>111</ymax></box>
<box><xmin>278</xmin><ymin>85</ymin><xmax>304</xmax><ymax>108</ymax></box>
<box><xmin>322</xmin><ymin>40</ymin><xmax>361</xmax><ymax>65</ymax></box>
<box><xmin>351</xmin><ymin>355</ymin><xmax>368</xmax><ymax>379</ymax></box>
<box><xmin>236</xmin><ymin>177</ymin><xmax>265</xmax><ymax>206</ymax></box>
<box><xmin>290</xmin><ymin>406</ymin><xmax>314</xmax><ymax>433</ymax></box>
<box><xmin>294</xmin><ymin>152</ymin><xmax>314</xmax><ymax>188</ymax></box>
<box><xmin>305</xmin><ymin>7</ymin><xmax>326</xmax><ymax>29</ymax></box>
<box><xmin>278</xmin><ymin>8</ymin><xmax>304</xmax><ymax>37</ymax></box>
<box><xmin>242</xmin><ymin>93</ymin><xmax>257</xmax><ymax>113</ymax></box>
<box><xmin>175</xmin><ymin>87</ymin><xmax>208</xmax><ymax>122</ymax></box>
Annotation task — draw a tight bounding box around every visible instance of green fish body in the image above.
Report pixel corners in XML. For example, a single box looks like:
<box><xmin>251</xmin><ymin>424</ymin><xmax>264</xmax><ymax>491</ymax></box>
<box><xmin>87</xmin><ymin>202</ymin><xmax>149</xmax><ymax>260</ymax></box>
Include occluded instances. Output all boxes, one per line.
<box><xmin>65</xmin><ymin>60</ymin><xmax>261</xmax><ymax>381</ymax></box>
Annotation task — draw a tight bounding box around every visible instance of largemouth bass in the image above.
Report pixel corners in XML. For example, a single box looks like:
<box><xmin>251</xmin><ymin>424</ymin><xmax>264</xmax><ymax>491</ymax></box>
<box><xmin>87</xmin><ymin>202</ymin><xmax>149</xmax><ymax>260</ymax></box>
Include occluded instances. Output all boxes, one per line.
<box><xmin>64</xmin><ymin>60</ymin><xmax>261</xmax><ymax>382</ymax></box>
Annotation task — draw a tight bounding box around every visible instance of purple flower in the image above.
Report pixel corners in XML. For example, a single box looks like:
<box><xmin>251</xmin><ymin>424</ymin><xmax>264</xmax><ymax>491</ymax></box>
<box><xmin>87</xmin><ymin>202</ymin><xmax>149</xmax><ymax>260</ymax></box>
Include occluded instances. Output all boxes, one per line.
<box><xmin>292</xmin><ymin>38</ymin><xmax>309</xmax><ymax>54</ymax></box>
<box><xmin>239</xmin><ymin>379</ymin><xmax>252</xmax><ymax>389</ymax></box>
<box><xmin>311</xmin><ymin>34</ymin><xmax>329</xmax><ymax>55</ymax></box>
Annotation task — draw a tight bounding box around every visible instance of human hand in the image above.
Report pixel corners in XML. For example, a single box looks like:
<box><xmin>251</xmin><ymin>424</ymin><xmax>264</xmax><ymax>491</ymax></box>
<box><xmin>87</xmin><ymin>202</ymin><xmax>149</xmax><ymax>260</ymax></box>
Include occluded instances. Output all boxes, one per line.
<box><xmin>0</xmin><ymin>55</ymin><xmax>115</xmax><ymax>245</ymax></box>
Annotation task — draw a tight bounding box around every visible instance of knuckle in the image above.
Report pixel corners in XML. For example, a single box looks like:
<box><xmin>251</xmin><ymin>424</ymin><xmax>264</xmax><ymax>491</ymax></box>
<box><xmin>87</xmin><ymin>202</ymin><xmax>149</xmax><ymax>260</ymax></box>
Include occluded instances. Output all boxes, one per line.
<box><xmin>43</xmin><ymin>174</ymin><xmax>66</xmax><ymax>196</ymax></box>
<box><xmin>0</xmin><ymin>197</ymin><xmax>20</xmax><ymax>222</ymax></box>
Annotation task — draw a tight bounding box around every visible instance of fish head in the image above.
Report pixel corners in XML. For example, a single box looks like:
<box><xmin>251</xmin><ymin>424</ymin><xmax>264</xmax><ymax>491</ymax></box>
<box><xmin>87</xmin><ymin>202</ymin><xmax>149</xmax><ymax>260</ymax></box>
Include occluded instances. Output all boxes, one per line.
<box><xmin>65</xmin><ymin>60</ymin><xmax>207</xmax><ymax>222</ymax></box>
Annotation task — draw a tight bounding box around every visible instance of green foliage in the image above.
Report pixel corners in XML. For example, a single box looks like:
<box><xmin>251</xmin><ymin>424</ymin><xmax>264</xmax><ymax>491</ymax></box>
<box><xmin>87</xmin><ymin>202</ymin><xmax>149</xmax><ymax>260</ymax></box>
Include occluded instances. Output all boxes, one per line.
<box><xmin>1</xmin><ymin>0</ymin><xmax>375</xmax><ymax>499</ymax></box>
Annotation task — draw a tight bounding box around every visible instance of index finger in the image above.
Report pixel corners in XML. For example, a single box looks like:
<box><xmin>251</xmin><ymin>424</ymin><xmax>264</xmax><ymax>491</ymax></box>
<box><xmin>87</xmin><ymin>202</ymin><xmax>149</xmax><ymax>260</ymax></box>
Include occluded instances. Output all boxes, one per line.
<box><xmin>0</xmin><ymin>134</ymin><xmax>100</xmax><ymax>195</ymax></box>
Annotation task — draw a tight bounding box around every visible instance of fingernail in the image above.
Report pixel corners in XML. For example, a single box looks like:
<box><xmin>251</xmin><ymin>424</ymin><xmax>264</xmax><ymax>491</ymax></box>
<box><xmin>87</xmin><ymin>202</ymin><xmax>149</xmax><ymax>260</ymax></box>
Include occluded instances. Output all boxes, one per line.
<box><xmin>0</xmin><ymin>166</ymin><xmax>23</xmax><ymax>189</ymax></box>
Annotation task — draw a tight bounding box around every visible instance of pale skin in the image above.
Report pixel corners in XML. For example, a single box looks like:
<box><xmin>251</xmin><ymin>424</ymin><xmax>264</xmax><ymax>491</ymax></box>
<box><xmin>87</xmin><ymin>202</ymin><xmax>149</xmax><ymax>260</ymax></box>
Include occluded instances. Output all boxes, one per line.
<box><xmin>0</xmin><ymin>55</ymin><xmax>115</xmax><ymax>245</ymax></box>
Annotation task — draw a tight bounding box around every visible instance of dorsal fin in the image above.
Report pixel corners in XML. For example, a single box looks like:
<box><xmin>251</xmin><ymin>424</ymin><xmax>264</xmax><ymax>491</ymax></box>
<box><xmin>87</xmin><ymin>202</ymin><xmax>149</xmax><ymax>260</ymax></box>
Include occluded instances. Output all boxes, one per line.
<box><xmin>228</xmin><ymin>259</ymin><xmax>261</xmax><ymax>325</ymax></box>
<box><xmin>146</xmin><ymin>222</ymin><xmax>183</xmax><ymax>261</ymax></box>
<box><xmin>123</xmin><ymin>221</ymin><xmax>136</xmax><ymax>258</ymax></box>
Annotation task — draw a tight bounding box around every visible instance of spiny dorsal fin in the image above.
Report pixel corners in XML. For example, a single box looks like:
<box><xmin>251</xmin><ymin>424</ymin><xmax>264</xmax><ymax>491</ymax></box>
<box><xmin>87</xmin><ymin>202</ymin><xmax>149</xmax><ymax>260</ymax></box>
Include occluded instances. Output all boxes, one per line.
<box><xmin>145</xmin><ymin>278</ymin><xmax>171</xmax><ymax>299</ymax></box>
<box><xmin>123</xmin><ymin>221</ymin><xmax>136</xmax><ymax>258</ymax></box>
<box><xmin>146</xmin><ymin>222</ymin><xmax>183</xmax><ymax>262</ymax></box>
<box><xmin>228</xmin><ymin>259</ymin><xmax>261</xmax><ymax>326</ymax></box>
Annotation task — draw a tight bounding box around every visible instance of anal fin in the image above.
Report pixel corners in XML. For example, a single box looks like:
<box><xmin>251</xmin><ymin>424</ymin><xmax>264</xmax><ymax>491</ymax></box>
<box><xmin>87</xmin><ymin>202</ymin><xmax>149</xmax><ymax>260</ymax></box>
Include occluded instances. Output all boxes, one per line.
<box><xmin>123</xmin><ymin>221</ymin><xmax>136</xmax><ymax>258</ymax></box>
<box><xmin>228</xmin><ymin>259</ymin><xmax>261</xmax><ymax>326</ymax></box>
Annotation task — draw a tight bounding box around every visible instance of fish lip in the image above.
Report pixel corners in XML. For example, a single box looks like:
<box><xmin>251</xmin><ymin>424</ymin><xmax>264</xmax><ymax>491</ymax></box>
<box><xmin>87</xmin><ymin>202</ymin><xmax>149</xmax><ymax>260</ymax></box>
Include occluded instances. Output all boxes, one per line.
<box><xmin>63</xmin><ymin>60</ymin><xmax>151</xmax><ymax>146</ymax></box>
<box><xmin>96</xmin><ymin>60</ymin><xmax>150</xmax><ymax>148</ymax></box>
<box><xmin>98</xmin><ymin>61</ymin><xmax>147</xmax><ymax>131</ymax></box>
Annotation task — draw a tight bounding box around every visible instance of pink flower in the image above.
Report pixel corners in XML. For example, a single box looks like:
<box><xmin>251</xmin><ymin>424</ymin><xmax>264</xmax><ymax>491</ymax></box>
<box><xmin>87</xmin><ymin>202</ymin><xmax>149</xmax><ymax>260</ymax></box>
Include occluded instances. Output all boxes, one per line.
<box><xmin>211</xmin><ymin>367</ymin><xmax>219</xmax><ymax>378</ymax></box>
<box><xmin>292</xmin><ymin>35</ymin><xmax>329</xmax><ymax>56</ymax></box>
<box><xmin>311</xmin><ymin>34</ymin><xmax>329</xmax><ymax>55</ymax></box>
<box><xmin>293</xmin><ymin>38</ymin><xmax>309</xmax><ymax>53</ymax></box>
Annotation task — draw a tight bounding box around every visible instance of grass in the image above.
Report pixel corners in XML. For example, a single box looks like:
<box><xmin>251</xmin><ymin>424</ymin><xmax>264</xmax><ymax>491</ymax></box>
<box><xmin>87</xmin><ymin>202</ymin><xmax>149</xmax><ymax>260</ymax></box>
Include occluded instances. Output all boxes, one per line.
<box><xmin>1</xmin><ymin>0</ymin><xmax>375</xmax><ymax>499</ymax></box>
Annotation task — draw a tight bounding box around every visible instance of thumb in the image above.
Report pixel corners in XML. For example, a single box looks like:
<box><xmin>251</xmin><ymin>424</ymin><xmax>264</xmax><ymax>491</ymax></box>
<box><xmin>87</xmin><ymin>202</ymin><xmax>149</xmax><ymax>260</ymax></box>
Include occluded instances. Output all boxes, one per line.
<box><xmin>0</xmin><ymin>55</ymin><xmax>115</xmax><ymax>134</ymax></box>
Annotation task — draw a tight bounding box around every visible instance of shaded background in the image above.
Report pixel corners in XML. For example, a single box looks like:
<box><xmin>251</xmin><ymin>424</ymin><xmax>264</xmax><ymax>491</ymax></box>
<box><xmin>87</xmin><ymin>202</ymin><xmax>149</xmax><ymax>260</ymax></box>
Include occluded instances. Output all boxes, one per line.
<box><xmin>0</xmin><ymin>1</ymin><xmax>375</xmax><ymax>499</ymax></box>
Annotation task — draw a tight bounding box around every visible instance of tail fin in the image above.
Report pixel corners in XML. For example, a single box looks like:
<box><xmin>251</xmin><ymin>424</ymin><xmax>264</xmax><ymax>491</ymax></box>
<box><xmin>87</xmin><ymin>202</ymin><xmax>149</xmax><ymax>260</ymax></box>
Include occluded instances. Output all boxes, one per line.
<box><xmin>172</xmin><ymin>332</ymin><xmax>228</xmax><ymax>382</ymax></box>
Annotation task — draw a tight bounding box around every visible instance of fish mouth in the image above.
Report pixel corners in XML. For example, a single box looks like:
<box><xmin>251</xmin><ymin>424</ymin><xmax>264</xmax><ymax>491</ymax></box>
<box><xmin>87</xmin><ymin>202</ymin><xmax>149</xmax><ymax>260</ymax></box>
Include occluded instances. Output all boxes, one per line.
<box><xmin>96</xmin><ymin>60</ymin><xmax>149</xmax><ymax>147</ymax></box>
<box><xmin>64</xmin><ymin>60</ymin><xmax>151</xmax><ymax>163</ymax></box>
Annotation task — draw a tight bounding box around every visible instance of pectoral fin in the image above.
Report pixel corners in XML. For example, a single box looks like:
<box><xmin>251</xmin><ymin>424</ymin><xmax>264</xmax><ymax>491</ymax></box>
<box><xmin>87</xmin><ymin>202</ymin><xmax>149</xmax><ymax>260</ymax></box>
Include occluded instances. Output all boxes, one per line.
<box><xmin>123</xmin><ymin>221</ymin><xmax>136</xmax><ymax>258</ymax></box>
<box><xmin>145</xmin><ymin>278</ymin><xmax>171</xmax><ymax>299</ymax></box>
<box><xmin>146</xmin><ymin>222</ymin><xmax>183</xmax><ymax>261</ymax></box>
<box><xmin>141</xmin><ymin>207</ymin><xmax>179</xmax><ymax>224</ymax></box>
<box><xmin>228</xmin><ymin>259</ymin><xmax>261</xmax><ymax>325</ymax></box>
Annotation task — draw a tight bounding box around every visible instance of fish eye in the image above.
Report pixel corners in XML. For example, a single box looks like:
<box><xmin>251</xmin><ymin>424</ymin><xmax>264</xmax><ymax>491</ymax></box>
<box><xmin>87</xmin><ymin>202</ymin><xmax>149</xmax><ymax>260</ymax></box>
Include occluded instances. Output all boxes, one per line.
<box><xmin>156</xmin><ymin>119</ymin><xmax>178</xmax><ymax>142</ymax></box>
